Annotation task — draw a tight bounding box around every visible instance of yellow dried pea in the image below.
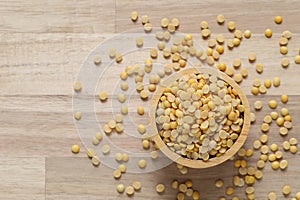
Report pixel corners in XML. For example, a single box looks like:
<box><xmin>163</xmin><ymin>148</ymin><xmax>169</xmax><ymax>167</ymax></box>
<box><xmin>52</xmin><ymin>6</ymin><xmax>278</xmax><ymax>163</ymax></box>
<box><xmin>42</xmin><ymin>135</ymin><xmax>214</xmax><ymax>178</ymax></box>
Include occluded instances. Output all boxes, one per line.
<box><xmin>125</xmin><ymin>186</ymin><xmax>135</xmax><ymax>196</ymax></box>
<box><xmin>141</xmin><ymin>15</ymin><xmax>149</xmax><ymax>24</ymax></box>
<box><xmin>253</xmin><ymin>78</ymin><xmax>261</xmax><ymax>87</ymax></box>
<box><xmin>233</xmin><ymin>58</ymin><xmax>241</xmax><ymax>68</ymax></box>
<box><xmin>251</xmin><ymin>87</ymin><xmax>259</xmax><ymax>95</ymax></box>
<box><xmin>246</xmin><ymin>149</ymin><xmax>254</xmax><ymax>157</ymax></box>
<box><xmin>234</xmin><ymin>73</ymin><xmax>243</xmax><ymax>83</ymax></box>
<box><xmin>264</xmin><ymin>115</ymin><xmax>272</xmax><ymax>124</ymax></box>
<box><xmin>167</xmin><ymin>23</ymin><xmax>176</xmax><ymax>33</ymax></box>
<box><xmin>217</xmin><ymin>14</ymin><xmax>225</xmax><ymax>24</ymax></box>
<box><xmin>99</xmin><ymin>91</ymin><xmax>108</xmax><ymax>101</ymax></box>
<box><xmin>156</xmin><ymin>183</ymin><xmax>165</xmax><ymax>193</ymax></box>
<box><xmin>268</xmin><ymin>154</ymin><xmax>277</xmax><ymax>162</ymax></box>
<box><xmin>244</xmin><ymin>30</ymin><xmax>251</xmax><ymax>38</ymax></box>
<box><xmin>118</xmin><ymin>164</ymin><xmax>127</xmax><ymax>173</ymax></box>
<box><xmin>109</xmin><ymin>48</ymin><xmax>116</xmax><ymax>58</ymax></box>
<box><xmin>233</xmin><ymin>38</ymin><xmax>241</xmax><ymax>46</ymax></box>
<box><xmin>296</xmin><ymin>192</ymin><xmax>300</xmax><ymax>199</ymax></box>
<box><xmin>150</xmin><ymin>150</ymin><xmax>158</xmax><ymax>159</ymax></box>
<box><xmin>270</xmin><ymin>143</ymin><xmax>278</xmax><ymax>152</ymax></box>
<box><xmin>281</xmin><ymin>94</ymin><xmax>288</xmax><ymax>103</ymax></box>
<box><xmin>137</xmin><ymin>124</ymin><xmax>146</xmax><ymax>134</ymax></box>
<box><xmin>290</xmin><ymin>145</ymin><xmax>298</xmax><ymax>154</ymax></box>
<box><xmin>73</xmin><ymin>81</ymin><xmax>82</xmax><ymax>92</ymax></box>
<box><xmin>192</xmin><ymin>190</ymin><xmax>200</xmax><ymax>200</ymax></box>
<box><xmin>256</xmin><ymin>159</ymin><xmax>265</xmax><ymax>169</ymax></box>
<box><xmin>261</xmin><ymin>123</ymin><xmax>270</xmax><ymax>132</ymax></box>
<box><xmin>74</xmin><ymin>112</ymin><xmax>82</xmax><ymax>120</ymax></box>
<box><xmin>115</xmin><ymin>113</ymin><xmax>124</xmax><ymax>124</ymax></box>
<box><xmin>91</xmin><ymin>133</ymin><xmax>100</xmax><ymax>144</ymax></box>
<box><xmin>160</xmin><ymin>17</ymin><xmax>169</xmax><ymax>28</ymax></box>
<box><xmin>216</xmin><ymin>34</ymin><xmax>225</xmax><ymax>44</ymax></box>
<box><xmin>271</xmin><ymin>161</ymin><xmax>280</xmax><ymax>170</ymax></box>
<box><xmin>270</xmin><ymin>111</ymin><xmax>279</xmax><ymax>120</ymax></box>
<box><xmin>227</xmin><ymin>21</ymin><xmax>236</xmax><ymax>31</ymax></box>
<box><xmin>115</xmin><ymin>52</ymin><xmax>123</xmax><ymax>63</ymax></box>
<box><xmin>217</xmin><ymin>62</ymin><xmax>227</xmax><ymax>71</ymax></box>
<box><xmin>216</xmin><ymin>45</ymin><xmax>224</xmax><ymax>54</ymax></box>
<box><xmin>279</xmin><ymin>126</ymin><xmax>288</xmax><ymax>136</ymax></box>
<box><xmin>280</xmin><ymin>159</ymin><xmax>288</xmax><ymax>170</ymax></box>
<box><xmin>201</xmin><ymin>28</ymin><xmax>211</xmax><ymax>38</ymax></box>
<box><xmin>250</xmin><ymin>112</ymin><xmax>256</xmax><ymax>123</ymax></box>
<box><xmin>280</xmin><ymin>107</ymin><xmax>289</xmax><ymax>116</ymax></box>
<box><xmin>254</xmin><ymin>100</ymin><xmax>263</xmax><ymax>110</ymax></box>
<box><xmin>71</xmin><ymin>144</ymin><xmax>80</xmax><ymax>153</ymax></box>
<box><xmin>268</xmin><ymin>100</ymin><xmax>277</xmax><ymax>109</ymax></box>
<box><xmin>132</xmin><ymin>181</ymin><xmax>141</xmax><ymax>191</ymax></box>
<box><xmin>177</xmin><ymin>192</ymin><xmax>185</xmax><ymax>200</ymax></box>
<box><xmin>136</xmin><ymin>37</ymin><xmax>143</xmax><ymax>47</ymax></box>
<box><xmin>234</xmin><ymin>29</ymin><xmax>243</xmax><ymax>39</ymax></box>
<box><xmin>240</xmin><ymin>67</ymin><xmax>248</xmax><ymax>77</ymax></box>
<box><xmin>256</xmin><ymin>63</ymin><xmax>264</xmax><ymax>73</ymax></box>
<box><xmin>86</xmin><ymin>148</ymin><xmax>96</xmax><ymax>158</ymax></box>
<box><xmin>207</xmin><ymin>56</ymin><xmax>215</xmax><ymax>65</ymax></box>
<box><xmin>279</xmin><ymin>37</ymin><xmax>288</xmax><ymax>46</ymax></box>
<box><xmin>265</xmin><ymin>28</ymin><xmax>273</xmax><ymax>38</ymax></box>
<box><xmin>244</xmin><ymin>176</ymin><xmax>255</xmax><ymax>186</ymax></box>
<box><xmin>259</xmin><ymin>85</ymin><xmax>267</xmax><ymax>94</ymax></box>
<box><xmin>215</xmin><ymin>179</ymin><xmax>224</xmax><ymax>188</ymax></box>
<box><xmin>295</xmin><ymin>55</ymin><xmax>300</xmax><ymax>64</ymax></box>
<box><xmin>282</xmin><ymin>30</ymin><xmax>292</xmax><ymax>39</ymax></box>
<box><xmin>138</xmin><ymin>159</ymin><xmax>147</xmax><ymax>168</ymax></box>
<box><xmin>140</xmin><ymin>89</ymin><xmax>149</xmax><ymax>99</ymax></box>
<box><xmin>225</xmin><ymin>67</ymin><xmax>234</xmax><ymax>77</ymax></box>
<box><xmin>200</xmin><ymin>21</ymin><xmax>209</xmax><ymax>29</ymax></box>
<box><xmin>248</xmin><ymin>52</ymin><xmax>256</xmax><ymax>62</ymax></box>
<box><xmin>130</xmin><ymin>11</ymin><xmax>138</xmax><ymax>21</ymax></box>
<box><xmin>282</xmin><ymin>185</ymin><xmax>291</xmax><ymax>195</ymax></box>
<box><xmin>103</xmin><ymin>124</ymin><xmax>112</xmax><ymax>134</ymax></box>
<box><xmin>94</xmin><ymin>55</ymin><xmax>102</xmax><ymax>65</ymax></box>
<box><xmin>261</xmin><ymin>145</ymin><xmax>269</xmax><ymax>154</ymax></box>
<box><xmin>115</xmin><ymin>153</ymin><xmax>123</xmax><ymax>162</ymax></box>
<box><xmin>142</xmin><ymin>139</ymin><xmax>150</xmax><ymax>149</ymax></box>
<box><xmin>268</xmin><ymin>192</ymin><xmax>277</xmax><ymax>200</ymax></box>
<box><xmin>225</xmin><ymin>186</ymin><xmax>234</xmax><ymax>195</ymax></box>
<box><xmin>113</xmin><ymin>169</ymin><xmax>122</xmax><ymax>179</ymax></box>
<box><xmin>121</xmin><ymin>106</ymin><xmax>128</xmax><ymax>115</ymax></box>
<box><xmin>274</xmin><ymin>15</ymin><xmax>283</xmax><ymax>24</ymax></box>
<box><xmin>102</xmin><ymin>144</ymin><xmax>110</xmax><ymax>154</ymax></box>
<box><xmin>171</xmin><ymin>18</ymin><xmax>180</xmax><ymax>28</ymax></box>
<box><xmin>122</xmin><ymin>153</ymin><xmax>129</xmax><ymax>162</ymax></box>
<box><xmin>117</xmin><ymin>183</ymin><xmax>125</xmax><ymax>193</ymax></box>
<box><xmin>137</xmin><ymin>106</ymin><xmax>145</xmax><ymax>115</ymax></box>
<box><xmin>276</xmin><ymin>117</ymin><xmax>284</xmax><ymax>126</ymax></box>
<box><xmin>92</xmin><ymin>156</ymin><xmax>100</xmax><ymax>166</ymax></box>
<box><xmin>260</xmin><ymin>134</ymin><xmax>269</xmax><ymax>144</ymax></box>
<box><xmin>144</xmin><ymin>22</ymin><xmax>152</xmax><ymax>32</ymax></box>
<box><xmin>227</xmin><ymin>38</ymin><xmax>234</xmax><ymax>49</ymax></box>
<box><xmin>280</xmin><ymin>46</ymin><xmax>288</xmax><ymax>55</ymax></box>
<box><xmin>264</xmin><ymin>79</ymin><xmax>272</xmax><ymax>88</ymax></box>
<box><xmin>260</xmin><ymin>154</ymin><xmax>268</xmax><ymax>162</ymax></box>
<box><xmin>289</xmin><ymin>138</ymin><xmax>298</xmax><ymax>145</ymax></box>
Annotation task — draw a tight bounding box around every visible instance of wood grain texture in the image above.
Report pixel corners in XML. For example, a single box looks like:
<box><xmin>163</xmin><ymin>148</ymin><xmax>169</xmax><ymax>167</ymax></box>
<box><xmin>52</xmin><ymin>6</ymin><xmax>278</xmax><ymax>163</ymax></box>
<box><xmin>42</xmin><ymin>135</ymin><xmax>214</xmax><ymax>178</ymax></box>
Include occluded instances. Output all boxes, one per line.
<box><xmin>1</xmin><ymin>0</ymin><xmax>300</xmax><ymax>199</ymax></box>
<box><xmin>0</xmin><ymin>0</ymin><xmax>115</xmax><ymax>33</ymax></box>
<box><xmin>0</xmin><ymin>157</ymin><xmax>45</xmax><ymax>200</ymax></box>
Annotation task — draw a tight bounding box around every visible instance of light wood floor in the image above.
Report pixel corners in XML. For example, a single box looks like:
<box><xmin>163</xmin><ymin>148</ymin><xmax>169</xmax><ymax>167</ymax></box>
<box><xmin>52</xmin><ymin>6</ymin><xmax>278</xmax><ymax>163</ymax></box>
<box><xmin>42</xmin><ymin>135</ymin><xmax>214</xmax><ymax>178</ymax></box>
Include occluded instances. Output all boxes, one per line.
<box><xmin>1</xmin><ymin>0</ymin><xmax>300</xmax><ymax>199</ymax></box>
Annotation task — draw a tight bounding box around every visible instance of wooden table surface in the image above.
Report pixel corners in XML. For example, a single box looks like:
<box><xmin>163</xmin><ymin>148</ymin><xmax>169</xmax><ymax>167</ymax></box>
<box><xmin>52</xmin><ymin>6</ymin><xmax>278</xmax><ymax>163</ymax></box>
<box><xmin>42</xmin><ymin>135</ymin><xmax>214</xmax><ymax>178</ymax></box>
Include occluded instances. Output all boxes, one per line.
<box><xmin>1</xmin><ymin>0</ymin><xmax>300</xmax><ymax>199</ymax></box>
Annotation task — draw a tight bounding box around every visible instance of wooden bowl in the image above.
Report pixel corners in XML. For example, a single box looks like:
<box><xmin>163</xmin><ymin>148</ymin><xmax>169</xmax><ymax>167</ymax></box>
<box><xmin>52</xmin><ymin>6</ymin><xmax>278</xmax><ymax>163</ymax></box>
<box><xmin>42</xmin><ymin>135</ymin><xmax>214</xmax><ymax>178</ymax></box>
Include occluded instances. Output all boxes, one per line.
<box><xmin>149</xmin><ymin>67</ymin><xmax>250</xmax><ymax>169</ymax></box>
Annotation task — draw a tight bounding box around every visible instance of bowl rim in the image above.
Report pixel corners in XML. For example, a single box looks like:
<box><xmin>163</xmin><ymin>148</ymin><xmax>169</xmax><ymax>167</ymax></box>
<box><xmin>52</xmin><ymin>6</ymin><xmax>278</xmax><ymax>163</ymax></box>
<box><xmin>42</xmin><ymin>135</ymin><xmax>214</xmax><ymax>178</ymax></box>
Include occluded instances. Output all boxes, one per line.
<box><xmin>149</xmin><ymin>67</ymin><xmax>251</xmax><ymax>169</ymax></box>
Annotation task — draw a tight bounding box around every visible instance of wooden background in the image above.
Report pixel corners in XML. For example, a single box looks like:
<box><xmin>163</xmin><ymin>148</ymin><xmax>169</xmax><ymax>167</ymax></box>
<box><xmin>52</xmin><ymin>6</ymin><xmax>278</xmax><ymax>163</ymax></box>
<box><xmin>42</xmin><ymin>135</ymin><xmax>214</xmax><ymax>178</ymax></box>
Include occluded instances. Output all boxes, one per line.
<box><xmin>1</xmin><ymin>0</ymin><xmax>300</xmax><ymax>199</ymax></box>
